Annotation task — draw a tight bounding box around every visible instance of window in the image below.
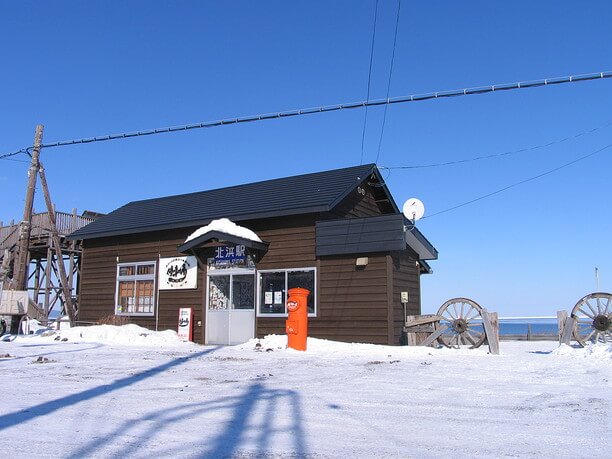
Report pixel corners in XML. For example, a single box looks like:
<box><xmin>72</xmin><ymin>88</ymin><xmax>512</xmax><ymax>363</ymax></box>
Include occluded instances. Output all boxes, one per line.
<box><xmin>257</xmin><ymin>268</ymin><xmax>316</xmax><ymax>317</ymax></box>
<box><xmin>115</xmin><ymin>261</ymin><xmax>156</xmax><ymax>316</ymax></box>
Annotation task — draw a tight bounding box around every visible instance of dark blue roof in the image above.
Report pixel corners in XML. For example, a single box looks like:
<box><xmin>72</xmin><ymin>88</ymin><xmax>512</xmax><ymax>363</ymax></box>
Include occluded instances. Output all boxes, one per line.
<box><xmin>69</xmin><ymin>164</ymin><xmax>393</xmax><ymax>240</ymax></box>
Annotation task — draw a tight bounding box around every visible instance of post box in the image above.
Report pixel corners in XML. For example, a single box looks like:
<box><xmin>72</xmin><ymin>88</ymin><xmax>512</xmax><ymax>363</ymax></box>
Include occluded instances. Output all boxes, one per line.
<box><xmin>285</xmin><ymin>287</ymin><xmax>310</xmax><ymax>351</ymax></box>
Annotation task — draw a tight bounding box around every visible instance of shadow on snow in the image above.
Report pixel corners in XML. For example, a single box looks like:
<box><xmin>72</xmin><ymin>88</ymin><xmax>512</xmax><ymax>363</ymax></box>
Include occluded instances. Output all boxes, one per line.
<box><xmin>0</xmin><ymin>347</ymin><xmax>219</xmax><ymax>431</ymax></box>
<box><xmin>67</xmin><ymin>382</ymin><xmax>309</xmax><ymax>458</ymax></box>
<box><xmin>0</xmin><ymin>345</ymin><xmax>309</xmax><ymax>457</ymax></box>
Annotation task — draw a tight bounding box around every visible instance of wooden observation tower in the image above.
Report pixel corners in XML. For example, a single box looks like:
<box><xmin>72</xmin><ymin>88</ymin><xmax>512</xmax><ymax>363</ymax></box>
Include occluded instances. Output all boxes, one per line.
<box><xmin>0</xmin><ymin>210</ymin><xmax>99</xmax><ymax>324</ymax></box>
<box><xmin>0</xmin><ymin>125</ymin><xmax>100</xmax><ymax>331</ymax></box>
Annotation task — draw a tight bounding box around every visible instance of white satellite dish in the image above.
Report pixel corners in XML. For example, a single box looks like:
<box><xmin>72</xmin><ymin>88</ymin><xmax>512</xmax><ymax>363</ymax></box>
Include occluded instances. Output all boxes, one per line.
<box><xmin>402</xmin><ymin>198</ymin><xmax>425</xmax><ymax>222</ymax></box>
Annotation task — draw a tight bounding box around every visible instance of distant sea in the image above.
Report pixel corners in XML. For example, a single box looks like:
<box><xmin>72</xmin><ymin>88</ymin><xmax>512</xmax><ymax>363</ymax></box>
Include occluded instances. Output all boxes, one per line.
<box><xmin>455</xmin><ymin>318</ymin><xmax>559</xmax><ymax>338</ymax></box>
<box><xmin>498</xmin><ymin>319</ymin><xmax>558</xmax><ymax>337</ymax></box>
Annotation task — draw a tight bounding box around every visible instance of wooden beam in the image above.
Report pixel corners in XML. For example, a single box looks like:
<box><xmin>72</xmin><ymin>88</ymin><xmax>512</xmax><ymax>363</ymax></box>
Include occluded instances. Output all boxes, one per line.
<box><xmin>420</xmin><ymin>324</ymin><xmax>447</xmax><ymax>347</ymax></box>
<box><xmin>560</xmin><ymin>315</ymin><xmax>575</xmax><ymax>345</ymax></box>
<box><xmin>405</xmin><ymin>315</ymin><xmax>444</xmax><ymax>327</ymax></box>
<box><xmin>38</xmin><ymin>162</ymin><xmax>77</xmax><ymax>325</ymax></box>
<box><xmin>482</xmin><ymin>310</ymin><xmax>499</xmax><ymax>355</ymax></box>
<box><xmin>557</xmin><ymin>310</ymin><xmax>567</xmax><ymax>344</ymax></box>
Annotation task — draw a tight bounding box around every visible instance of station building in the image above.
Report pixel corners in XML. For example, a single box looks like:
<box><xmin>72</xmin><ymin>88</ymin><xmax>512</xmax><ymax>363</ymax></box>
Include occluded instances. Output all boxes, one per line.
<box><xmin>68</xmin><ymin>164</ymin><xmax>437</xmax><ymax>345</ymax></box>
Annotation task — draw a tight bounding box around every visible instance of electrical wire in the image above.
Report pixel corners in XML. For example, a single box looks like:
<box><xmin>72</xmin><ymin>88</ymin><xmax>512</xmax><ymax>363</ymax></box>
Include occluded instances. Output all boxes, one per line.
<box><xmin>0</xmin><ymin>148</ymin><xmax>29</xmax><ymax>161</ymax></box>
<box><xmin>379</xmin><ymin>120</ymin><xmax>612</xmax><ymax>170</ymax></box>
<box><xmin>0</xmin><ymin>157</ymin><xmax>30</xmax><ymax>163</ymax></box>
<box><xmin>360</xmin><ymin>0</ymin><xmax>379</xmax><ymax>165</ymax></box>
<box><xmin>422</xmin><ymin>142</ymin><xmax>612</xmax><ymax>220</ymax></box>
<box><xmin>0</xmin><ymin>70</ymin><xmax>609</xmax><ymax>159</ymax></box>
<box><xmin>375</xmin><ymin>0</ymin><xmax>401</xmax><ymax>165</ymax></box>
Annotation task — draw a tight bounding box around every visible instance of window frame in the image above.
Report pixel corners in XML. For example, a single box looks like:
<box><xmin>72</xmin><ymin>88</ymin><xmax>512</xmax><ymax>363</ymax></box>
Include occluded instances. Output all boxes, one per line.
<box><xmin>256</xmin><ymin>267</ymin><xmax>317</xmax><ymax>318</ymax></box>
<box><xmin>115</xmin><ymin>261</ymin><xmax>157</xmax><ymax>316</ymax></box>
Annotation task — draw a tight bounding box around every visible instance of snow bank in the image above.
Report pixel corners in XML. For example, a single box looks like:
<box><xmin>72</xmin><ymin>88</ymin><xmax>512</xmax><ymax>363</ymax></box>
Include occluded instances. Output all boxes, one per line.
<box><xmin>234</xmin><ymin>334</ymin><xmax>489</xmax><ymax>358</ymax></box>
<box><xmin>185</xmin><ymin>218</ymin><xmax>262</xmax><ymax>243</ymax></box>
<box><xmin>22</xmin><ymin>318</ymin><xmax>49</xmax><ymax>334</ymax></box>
<box><xmin>552</xmin><ymin>342</ymin><xmax>612</xmax><ymax>359</ymax></box>
<box><xmin>41</xmin><ymin>324</ymin><xmax>191</xmax><ymax>347</ymax></box>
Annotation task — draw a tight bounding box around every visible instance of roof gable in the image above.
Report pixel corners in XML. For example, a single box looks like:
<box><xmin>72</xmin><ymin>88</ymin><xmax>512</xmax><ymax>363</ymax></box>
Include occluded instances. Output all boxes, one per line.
<box><xmin>69</xmin><ymin>164</ymin><xmax>394</xmax><ymax>240</ymax></box>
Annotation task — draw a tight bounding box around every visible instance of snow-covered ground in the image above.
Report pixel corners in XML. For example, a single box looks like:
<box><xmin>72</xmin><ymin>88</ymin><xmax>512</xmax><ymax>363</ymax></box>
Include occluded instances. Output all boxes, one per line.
<box><xmin>1</xmin><ymin>325</ymin><xmax>610</xmax><ymax>458</ymax></box>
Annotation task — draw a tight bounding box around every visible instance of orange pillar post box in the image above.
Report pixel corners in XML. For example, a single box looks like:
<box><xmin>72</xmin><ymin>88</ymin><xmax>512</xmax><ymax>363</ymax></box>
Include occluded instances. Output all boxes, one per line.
<box><xmin>285</xmin><ymin>287</ymin><xmax>310</xmax><ymax>351</ymax></box>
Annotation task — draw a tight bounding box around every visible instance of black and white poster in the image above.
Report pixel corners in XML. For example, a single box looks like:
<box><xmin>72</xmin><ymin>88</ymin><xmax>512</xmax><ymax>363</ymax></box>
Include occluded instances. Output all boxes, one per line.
<box><xmin>158</xmin><ymin>256</ymin><xmax>198</xmax><ymax>290</ymax></box>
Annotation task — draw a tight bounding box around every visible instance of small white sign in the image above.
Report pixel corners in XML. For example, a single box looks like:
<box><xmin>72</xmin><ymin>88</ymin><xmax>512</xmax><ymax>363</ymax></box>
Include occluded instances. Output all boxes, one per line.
<box><xmin>274</xmin><ymin>291</ymin><xmax>283</xmax><ymax>305</ymax></box>
<box><xmin>177</xmin><ymin>307</ymin><xmax>193</xmax><ymax>341</ymax></box>
<box><xmin>264</xmin><ymin>291</ymin><xmax>273</xmax><ymax>305</ymax></box>
<box><xmin>159</xmin><ymin>256</ymin><xmax>198</xmax><ymax>290</ymax></box>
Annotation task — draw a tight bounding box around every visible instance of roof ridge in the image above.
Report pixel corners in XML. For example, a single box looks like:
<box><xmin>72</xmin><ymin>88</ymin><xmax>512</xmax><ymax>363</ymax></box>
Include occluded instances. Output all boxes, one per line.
<box><xmin>124</xmin><ymin>163</ymin><xmax>376</xmax><ymax>206</ymax></box>
<box><xmin>69</xmin><ymin>163</ymin><xmax>383</xmax><ymax>240</ymax></box>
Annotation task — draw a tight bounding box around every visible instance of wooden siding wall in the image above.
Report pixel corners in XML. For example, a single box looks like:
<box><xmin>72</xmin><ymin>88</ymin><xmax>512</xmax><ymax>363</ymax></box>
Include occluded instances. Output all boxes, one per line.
<box><xmin>79</xmin><ymin>229</ymin><xmax>206</xmax><ymax>342</ymax></box>
<box><xmin>326</xmin><ymin>184</ymin><xmax>383</xmax><ymax>219</ymax></box>
<box><xmin>317</xmin><ymin>253</ymin><xmax>390</xmax><ymax>344</ymax></box>
<box><xmin>253</xmin><ymin>219</ymin><xmax>392</xmax><ymax>344</ymax></box>
<box><xmin>390</xmin><ymin>250</ymin><xmax>421</xmax><ymax>344</ymax></box>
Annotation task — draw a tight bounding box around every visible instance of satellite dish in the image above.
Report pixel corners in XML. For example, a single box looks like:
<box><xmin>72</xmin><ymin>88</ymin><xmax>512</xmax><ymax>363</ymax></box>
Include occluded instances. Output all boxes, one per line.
<box><xmin>402</xmin><ymin>198</ymin><xmax>425</xmax><ymax>222</ymax></box>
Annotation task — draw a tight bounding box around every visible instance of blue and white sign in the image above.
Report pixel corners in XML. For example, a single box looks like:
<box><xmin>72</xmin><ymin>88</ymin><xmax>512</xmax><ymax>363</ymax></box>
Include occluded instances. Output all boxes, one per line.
<box><xmin>214</xmin><ymin>244</ymin><xmax>246</xmax><ymax>262</ymax></box>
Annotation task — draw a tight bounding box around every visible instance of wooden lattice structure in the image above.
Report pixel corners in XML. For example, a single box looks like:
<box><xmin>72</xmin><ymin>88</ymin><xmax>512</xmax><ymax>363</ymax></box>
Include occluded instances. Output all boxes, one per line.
<box><xmin>0</xmin><ymin>210</ymin><xmax>98</xmax><ymax>321</ymax></box>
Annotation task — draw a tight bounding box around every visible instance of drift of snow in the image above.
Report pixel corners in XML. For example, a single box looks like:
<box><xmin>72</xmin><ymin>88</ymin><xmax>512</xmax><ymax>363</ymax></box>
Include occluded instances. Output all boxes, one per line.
<box><xmin>185</xmin><ymin>218</ymin><xmax>262</xmax><ymax>243</ymax></box>
<box><xmin>1</xmin><ymin>327</ymin><xmax>610</xmax><ymax>458</ymax></box>
<box><xmin>47</xmin><ymin>323</ymin><xmax>193</xmax><ymax>347</ymax></box>
<box><xmin>552</xmin><ymin>342</ymin><xmax>612</xmax><ymax>359</ymax></box>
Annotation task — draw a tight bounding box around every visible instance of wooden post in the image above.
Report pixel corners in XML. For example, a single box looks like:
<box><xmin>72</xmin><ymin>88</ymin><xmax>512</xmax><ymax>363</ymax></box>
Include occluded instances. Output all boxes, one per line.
<box><xmin>482</xmin><ymin>309</ymin><xmax>499</xmax><ymax>355</ymax></box>
<box><xmin>404</xmin><ymin>314</ymin><xmax>418</xmax><ymax>346</ymax></box>
<box><xmin>560</xmin><ymin>315</ymin><xmax>575</xmax><ymax>345</ymax></box>
<box><xmin>13</xmin><ymin>125</ymin><xmax>44</xmax><ymax>290</ymax></box>
<box><xmin>37</xmin><ymin>162</ymin><xmax>77</xmax><ymax>325</ymax></box>
<box><xmin>557</xmin><ymin>310</ymin><xmax>567</xmax><ymax>344</ymax></box>
<box><xmin>44</xmin><ymin>243</ymin><xmax>52</xmax><ymax>322</ymax></box>
<box><xmin>489</xmin><ymin>311</ymin><xmax>499</xmax><ymax>345</ymax></box>
<box><xmin>527</xmin><ymin>323</ymin><xmax>532</xmax><ymax>341</ymax></box>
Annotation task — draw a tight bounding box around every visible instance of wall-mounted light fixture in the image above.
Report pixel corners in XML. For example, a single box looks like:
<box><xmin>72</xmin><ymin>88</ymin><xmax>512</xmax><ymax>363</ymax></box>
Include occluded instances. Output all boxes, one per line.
<box><xmin>356</xmin><ymin>257</ymin><xmax>369</xmax><ymax>267</ymax></box>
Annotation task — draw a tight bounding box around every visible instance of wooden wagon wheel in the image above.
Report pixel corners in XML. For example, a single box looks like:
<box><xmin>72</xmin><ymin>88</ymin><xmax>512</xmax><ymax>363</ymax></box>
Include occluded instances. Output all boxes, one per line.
<box><xmin>571</xmin><ymin>292</ymin><xmax>612</xmax><ymax>347</ymax></box>
<box><xmin>436</xmin><ymin>298</ymin><xmax>486</xmax><ymax>349</ymax></box>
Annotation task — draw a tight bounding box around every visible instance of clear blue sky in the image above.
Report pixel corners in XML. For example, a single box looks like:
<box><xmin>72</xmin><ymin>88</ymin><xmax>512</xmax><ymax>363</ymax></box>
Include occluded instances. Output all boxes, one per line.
<box><xmin>1</xmin><ymin>1</ymin><xmax>611</xmax><ymax>316</ymax></box>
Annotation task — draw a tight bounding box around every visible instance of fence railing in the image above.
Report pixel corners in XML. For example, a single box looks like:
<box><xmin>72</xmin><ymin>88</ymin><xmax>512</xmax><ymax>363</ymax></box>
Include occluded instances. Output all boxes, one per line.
<box><xmin>0</xmin><ymin>211</ymin><xmax>96</xmax><ymax>250</ymax></box>
<box><xmin>496</xmin><ymin>317</ymin><xmax>559</xmax><ymax>341</ymax></box>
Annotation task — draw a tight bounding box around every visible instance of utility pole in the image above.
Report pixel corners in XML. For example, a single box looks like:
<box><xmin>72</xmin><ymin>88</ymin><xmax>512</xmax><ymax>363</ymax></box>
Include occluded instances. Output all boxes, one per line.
<box><xmin>13</xmin><ymin>124</ymin><xmax>44</xmax><ymax>290</ymax></box>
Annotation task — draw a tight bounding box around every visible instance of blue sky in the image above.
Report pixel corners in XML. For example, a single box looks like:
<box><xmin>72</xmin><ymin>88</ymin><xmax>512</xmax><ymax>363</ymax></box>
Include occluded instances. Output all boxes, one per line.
<box><xmin>1</xmin><ymin>1</ymin><xmax>610</xmax><ymax>316</ymax></box>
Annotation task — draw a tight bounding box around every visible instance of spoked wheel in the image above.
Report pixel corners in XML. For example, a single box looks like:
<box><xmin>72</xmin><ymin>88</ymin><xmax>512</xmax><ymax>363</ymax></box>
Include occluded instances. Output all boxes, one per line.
<box><xmin>571</xmin><ymin>292</ymin><xmax>612</xmax><ymax>347</ymax></box>
<box><xmin>436</xmin><ymin>298</ymin><xmax>486</xmax><ymax>349</ymax></box>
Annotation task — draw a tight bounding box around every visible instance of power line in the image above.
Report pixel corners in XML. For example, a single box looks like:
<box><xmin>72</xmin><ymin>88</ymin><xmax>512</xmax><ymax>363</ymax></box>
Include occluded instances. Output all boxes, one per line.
<box><xmin>360</xmin><ymin>0</ymin><xmax>379</xmax><ymax>165</ymax></box>
<box><xmin>375</xmin><ymin>0</ymin><xmax>402</xmax><ymax>165</ymax></box>
<box><xmin>0</xmin><ymin>148</ymin><xmax>29</xmax><ymax>161</ymax></box>
<box><xmin>422</xmin><ymin>142</ymin><xmax>612</xmax><ymax>220</ymax></box>
<box><xmin>0</xmin><ymin>70</ymin><xmax>609</xmax><ymax>160</ymax></box>
<box><xmin>0</xmin><ymin>157</ymin><xmax>30</xmax><ymax>163</ymax></box>
<box><xmin>380</xmin><ymin>120</ymin><xmax>612</xmax><ymax>170</ymax></box>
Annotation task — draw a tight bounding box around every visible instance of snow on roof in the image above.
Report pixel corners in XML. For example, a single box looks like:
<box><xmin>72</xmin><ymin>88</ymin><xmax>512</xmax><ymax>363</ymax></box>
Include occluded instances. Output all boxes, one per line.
<box><xmin>185</xmin><ymin>218</ymin><xmax>262</xmax><ymax>243</ymax></box>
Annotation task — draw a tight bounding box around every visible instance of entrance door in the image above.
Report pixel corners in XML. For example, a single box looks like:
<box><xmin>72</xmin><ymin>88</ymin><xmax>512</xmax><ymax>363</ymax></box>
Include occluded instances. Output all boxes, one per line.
<box><xmin>206</xmin><ymin>270</ymin><xmax>255</xmax><ymax>345</ymax></box>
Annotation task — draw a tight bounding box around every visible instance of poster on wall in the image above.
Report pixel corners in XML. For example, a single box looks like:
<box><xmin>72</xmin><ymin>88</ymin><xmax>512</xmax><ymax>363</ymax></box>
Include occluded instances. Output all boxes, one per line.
<box><xmin>159</xmin><ymin>256</ymin><xmax>198</xmax><ymax>290</ymax></box>
<box><xmin>177</xmin><ymin>307</ymin><xmax>193</xmax><ymax>341</ymax></box>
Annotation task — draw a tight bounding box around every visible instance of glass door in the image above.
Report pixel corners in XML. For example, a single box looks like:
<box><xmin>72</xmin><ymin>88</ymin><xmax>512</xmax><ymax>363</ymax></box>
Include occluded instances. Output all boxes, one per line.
<box><xmin>229</xmin><ymin>274</ymin><xmax>255</xmax><ymax>344</ymax></box>
<box><xmin>206</xmin><ymin>270</ymin><xmax>255</xmax><ymax>345</ymax></box>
